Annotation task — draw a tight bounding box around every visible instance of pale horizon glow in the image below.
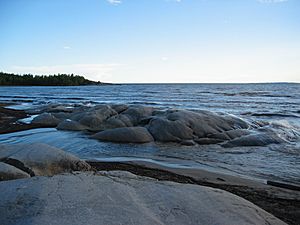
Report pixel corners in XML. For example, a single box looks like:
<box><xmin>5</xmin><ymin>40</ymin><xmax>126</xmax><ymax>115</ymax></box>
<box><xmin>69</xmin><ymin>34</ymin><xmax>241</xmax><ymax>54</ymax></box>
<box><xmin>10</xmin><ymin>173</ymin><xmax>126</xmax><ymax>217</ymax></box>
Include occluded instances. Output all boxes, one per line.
<box><xmin>0</xmin><ymin>0</ymin><xmax>299</xmax><ymax>83</ymax></box>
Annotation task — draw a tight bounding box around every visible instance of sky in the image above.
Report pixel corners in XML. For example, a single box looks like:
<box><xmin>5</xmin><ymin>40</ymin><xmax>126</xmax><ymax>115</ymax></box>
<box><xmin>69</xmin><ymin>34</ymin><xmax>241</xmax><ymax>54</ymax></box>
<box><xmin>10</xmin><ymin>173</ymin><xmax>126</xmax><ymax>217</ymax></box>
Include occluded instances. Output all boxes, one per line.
<box><xmin>0</xmin><ymin>0</ymin><xmax>299</xmax><ymax>83</ymax></box>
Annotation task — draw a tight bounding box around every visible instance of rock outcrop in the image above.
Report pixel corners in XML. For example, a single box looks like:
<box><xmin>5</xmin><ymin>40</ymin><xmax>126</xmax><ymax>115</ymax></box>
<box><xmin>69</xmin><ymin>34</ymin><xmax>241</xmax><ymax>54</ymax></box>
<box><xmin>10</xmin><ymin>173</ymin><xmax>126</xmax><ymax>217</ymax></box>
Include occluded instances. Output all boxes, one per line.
<box><xmin>0</xmin><ymin>171</ymin><xmax>286</xmax><ymax>225</ymax></box>
<box><xmin>57</xmin><ymin>119</ymin><xmax>89</xmax><ymax>131</ymax></box>
<box><xmin>147</xmin><ymin>117</ymin><xmax>194</xmax><ymax>142</ymax></box>
<box><xmin>0</xmin><ymin>143</ymin><xmax>91</xmax><ymax>179</ymax></box>
<box><xmin>222</xmin><ymin>133</ymin><xmax>282</xmax><ymax>148</ymax></box>
<box><xmin>0</xmin><ymin>162</ymin><xmax>30</xmax><ymax>181</ymax></box>
<box><xmin>32</xmin><ymin>112</ymin><xmax>61</xmax><ymax>126</ymax></box>
<box><xmin>73</xmin><ymin>105</ymin><xmax>118</xmax><ymax>131</ymax></box>
<box><xmin>24</xmin><ymin>103</ymin><xmax>285</xmax><ymax>147</ymax></box>
<box><xmin>92</xmin><ymin>127</ymin><xmax>154</xmax><ymax>143</ymax></box>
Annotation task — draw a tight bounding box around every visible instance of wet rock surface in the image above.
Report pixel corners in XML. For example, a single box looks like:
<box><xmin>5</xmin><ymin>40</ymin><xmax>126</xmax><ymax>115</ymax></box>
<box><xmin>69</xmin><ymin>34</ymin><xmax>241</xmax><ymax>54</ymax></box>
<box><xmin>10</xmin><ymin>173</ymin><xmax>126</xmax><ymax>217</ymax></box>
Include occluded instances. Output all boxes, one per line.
<box><xmin>0</xmin><ymin>171</ymin><xmax>286</xmax><ymax>225</ymax></box>
<box><xmin>0</xmin><ymin>104</ymin><xmax>41</xmax><ymax>134</ymax></box>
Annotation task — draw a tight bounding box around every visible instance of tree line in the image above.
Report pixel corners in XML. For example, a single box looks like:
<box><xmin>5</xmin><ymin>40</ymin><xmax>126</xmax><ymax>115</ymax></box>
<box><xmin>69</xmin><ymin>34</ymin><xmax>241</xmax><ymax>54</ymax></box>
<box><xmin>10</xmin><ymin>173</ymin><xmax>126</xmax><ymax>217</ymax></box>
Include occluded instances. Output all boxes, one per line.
<box><xmin>0</xmin><ymin>72</ymin><xmax>103</xmax><ymax>86</ymax></box>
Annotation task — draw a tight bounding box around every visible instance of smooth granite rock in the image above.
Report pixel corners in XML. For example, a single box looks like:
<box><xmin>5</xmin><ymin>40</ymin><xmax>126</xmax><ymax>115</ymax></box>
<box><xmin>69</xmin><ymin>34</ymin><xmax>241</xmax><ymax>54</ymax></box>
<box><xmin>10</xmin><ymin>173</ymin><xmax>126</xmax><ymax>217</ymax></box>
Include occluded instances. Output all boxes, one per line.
<box><xmin>194</xmin><ymin>137</ymin><xmax>225</xmax><ymax>145</ymax></box>
<box><xmin>23</xmin><ymin>103</ymin><xmax>285</xmax><ymax>146</ymax></box>
<box><xmin>57</xmin><ymin>119</ymin><xmax>89</xmax><ymax>131</ymax></box>
<box><xmin>51</xmin><ymin>112</ymin><xmax>73</xmax><ymax>120</ymax></box>
<box><xmin>148</xmin><ymin>117</ymin><xmax>194</xmax><ymax>142</ymax></box>
<box><xmin>0</xmin><ymin>171</ymin><xmax>286</xmax><ymax>225</ymax></box>
<box><xmin>147</xmin><ymin>109</ymin><xmax>250</xmax><ymax>143</ymax></box>
<box><xmin>222</xmin><ymin>133</ymin><xmax>282</xmax><ymax>148</ymax></box>
<box><xmin>0</xmin><ymin>143</ymin><xmax>91</xmax><ymax>177</ymax></box>
<box><xmin>0</xmin><ymin>162</ymin><xmax>30</xmax><ymax>181</ymax></box>
<box><xmin>31</xmin><ymin>112</ymin><xmax>61</xmax><ymax>126</ymax></box>
<box><xmin>92</xmin><ymin>127</ymin><xmax>154</xmax><ymax>143</ymax></box>
<box><xmin>110</xmin><ymin>104</ymin><xmax>129</xmax><ymax>113</ymax></box>
<box><xmin>166</xmin><ymin>110</ymin><xmax>249</xmax><ymax>137</ymax></box>
<box><xmin>121</xmin><ymin>105</ymin><xmax>155</xmax><ymax>126</ymax></box>
<box><xmin>88</xmin><ymin>113</ymin><xmax>135</xmax><ymax>131</ymax></box>
<box><xmin>207</xmin><ymin>129</ymin><xmax>252</xmax><ymax>141</ymax></box>
<box><xmin>70</xmin><ymin>105</ymin><xmax>117</xmax><ymax>131</ymax></box>
<box><xmin>89</xmin><ymin>106</ymin><xmax>153</xmax><ymax>130</ymax></box>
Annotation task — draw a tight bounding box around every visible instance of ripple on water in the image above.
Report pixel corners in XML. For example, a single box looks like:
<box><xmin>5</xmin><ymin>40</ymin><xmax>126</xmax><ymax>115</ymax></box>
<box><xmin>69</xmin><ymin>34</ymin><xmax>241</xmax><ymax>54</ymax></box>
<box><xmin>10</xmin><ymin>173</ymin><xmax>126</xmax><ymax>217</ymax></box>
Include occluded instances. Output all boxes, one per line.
<box><xmin>0</xmin><ymin>127</ymin><xmax>299</xmax><ymax>185</ymax></box>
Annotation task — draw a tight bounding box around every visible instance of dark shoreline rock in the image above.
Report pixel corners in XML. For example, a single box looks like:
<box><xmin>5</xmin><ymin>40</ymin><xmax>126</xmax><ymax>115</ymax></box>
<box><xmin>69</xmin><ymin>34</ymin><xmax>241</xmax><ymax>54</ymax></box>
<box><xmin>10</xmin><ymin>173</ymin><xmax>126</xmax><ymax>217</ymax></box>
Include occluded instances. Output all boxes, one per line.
<box><xmin>0</xmin><ymin>105</ymin><xmax>55</xmax><ymax>134</ymax></box>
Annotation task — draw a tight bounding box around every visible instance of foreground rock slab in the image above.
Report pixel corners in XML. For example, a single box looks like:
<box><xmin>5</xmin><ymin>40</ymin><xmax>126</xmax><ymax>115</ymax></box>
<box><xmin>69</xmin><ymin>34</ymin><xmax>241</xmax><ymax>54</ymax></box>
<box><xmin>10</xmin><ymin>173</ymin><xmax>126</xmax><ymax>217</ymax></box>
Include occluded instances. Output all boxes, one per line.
<box><xmin>0</xmin><ymin>171</ymin><xmax>286</xmax><ymax>225</ymax></box>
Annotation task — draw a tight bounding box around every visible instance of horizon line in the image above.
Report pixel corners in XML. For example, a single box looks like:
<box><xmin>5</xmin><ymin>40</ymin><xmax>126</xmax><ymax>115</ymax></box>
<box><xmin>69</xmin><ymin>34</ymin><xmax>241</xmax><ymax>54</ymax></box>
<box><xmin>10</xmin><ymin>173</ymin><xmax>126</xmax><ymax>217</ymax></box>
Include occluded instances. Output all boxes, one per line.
<box><xmin>114</xmin><ymin>82</ymin><xmax>300</xmax><ymax>84</ymax></box>
<box><xmin>1</xmin><ymin>71</ymin><xmax>299</xmax><ymax>84</ymax></box>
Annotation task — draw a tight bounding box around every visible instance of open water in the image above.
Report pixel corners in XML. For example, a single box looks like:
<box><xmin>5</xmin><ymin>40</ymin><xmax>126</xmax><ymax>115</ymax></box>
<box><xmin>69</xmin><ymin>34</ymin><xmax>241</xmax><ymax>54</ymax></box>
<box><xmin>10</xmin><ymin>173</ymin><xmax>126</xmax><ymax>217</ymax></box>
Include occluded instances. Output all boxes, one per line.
<box><xmin>0</xmin><ymin>83</ymin><xmax>299</xmax><ymax>184</ymax></box>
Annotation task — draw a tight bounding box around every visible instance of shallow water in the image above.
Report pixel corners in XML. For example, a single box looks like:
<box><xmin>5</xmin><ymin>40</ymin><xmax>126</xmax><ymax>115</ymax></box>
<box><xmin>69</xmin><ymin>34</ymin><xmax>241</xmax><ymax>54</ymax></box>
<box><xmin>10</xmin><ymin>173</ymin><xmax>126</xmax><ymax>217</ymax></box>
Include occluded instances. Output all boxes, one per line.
<box><xmin>0</xmin><ymin>128</ymin><xmax>299</xmax><ymax>184</ymax></box>
<box><xmin>0</xmin><ymin>84</ymin><xmax>299</xmax><ymax>184</ymax></box>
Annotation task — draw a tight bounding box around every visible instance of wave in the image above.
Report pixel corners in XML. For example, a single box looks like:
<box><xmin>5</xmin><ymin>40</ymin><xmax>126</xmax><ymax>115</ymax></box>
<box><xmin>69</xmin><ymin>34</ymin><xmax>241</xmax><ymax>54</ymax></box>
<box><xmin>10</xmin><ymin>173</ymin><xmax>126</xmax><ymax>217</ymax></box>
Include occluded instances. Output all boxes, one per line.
<box><xmin>250</xmin><ymin>113</ymin><xmax>300</xmax><ymax>118</ymax></box>
<box><xmin>0</xmin><ymin>95</ymin><xmax>33</xmax><ymax>99</ymax></box>
<box><xmin>221</xmin><ymin>92</ymin><xmax>292</xmax><ymax>98</ymax></box>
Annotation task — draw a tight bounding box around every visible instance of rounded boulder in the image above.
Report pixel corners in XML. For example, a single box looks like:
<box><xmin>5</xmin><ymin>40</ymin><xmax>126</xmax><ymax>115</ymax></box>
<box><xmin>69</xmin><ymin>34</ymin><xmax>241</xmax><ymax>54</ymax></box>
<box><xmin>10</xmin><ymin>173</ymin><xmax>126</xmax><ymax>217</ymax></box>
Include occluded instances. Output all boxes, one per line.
<box><xmin>92</xmin><ymin>127</ymin><xmax>154</xmax><ymax>143</ymax></box>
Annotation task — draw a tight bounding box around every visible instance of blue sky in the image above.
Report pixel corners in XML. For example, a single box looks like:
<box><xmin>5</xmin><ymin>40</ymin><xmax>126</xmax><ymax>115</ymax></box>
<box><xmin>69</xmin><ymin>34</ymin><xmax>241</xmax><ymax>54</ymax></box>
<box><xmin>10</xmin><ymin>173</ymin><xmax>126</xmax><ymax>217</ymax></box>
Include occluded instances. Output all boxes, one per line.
<box><xmin>0</xmin><ymin>0</ymin><xmax>299</xmax><ymax>83</ymax></box>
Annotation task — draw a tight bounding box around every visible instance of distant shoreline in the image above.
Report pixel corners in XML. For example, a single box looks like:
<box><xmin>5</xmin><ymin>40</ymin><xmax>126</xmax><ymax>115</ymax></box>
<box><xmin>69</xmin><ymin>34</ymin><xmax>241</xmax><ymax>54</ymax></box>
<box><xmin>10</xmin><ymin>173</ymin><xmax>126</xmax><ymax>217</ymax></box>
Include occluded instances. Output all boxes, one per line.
<box><xmin>1</xmin><ymin>83</ymin><xmax>298</xmax><ymax>86</ymax></box>
<box><xmin>0</xmin><ymin>72</ymin><xmax>113</xmax><ymax>86</ymax></box>
<box><xmin>0</xmin><ymin>83</ymin><xmax>114</xmax><ymax>87</ymax></box>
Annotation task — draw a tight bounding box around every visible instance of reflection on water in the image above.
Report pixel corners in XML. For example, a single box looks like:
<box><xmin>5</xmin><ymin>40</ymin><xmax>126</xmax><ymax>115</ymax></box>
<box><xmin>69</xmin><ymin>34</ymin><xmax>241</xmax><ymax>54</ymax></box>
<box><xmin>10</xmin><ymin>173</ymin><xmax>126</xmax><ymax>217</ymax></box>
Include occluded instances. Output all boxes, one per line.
<box><xmin>0</xmin><ymin>128</ymin><xmax>299</xmax><ymax>185</ymax></box>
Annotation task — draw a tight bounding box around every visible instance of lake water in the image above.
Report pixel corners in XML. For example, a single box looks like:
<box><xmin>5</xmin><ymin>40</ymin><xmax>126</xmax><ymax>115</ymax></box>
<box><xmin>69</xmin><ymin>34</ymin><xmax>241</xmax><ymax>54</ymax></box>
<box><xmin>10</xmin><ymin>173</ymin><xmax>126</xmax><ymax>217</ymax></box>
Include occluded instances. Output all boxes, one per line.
<box><xmin>0</xmin><ymin>83</ymin><xmax>299</xmax><ymax>184</ymax></box>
